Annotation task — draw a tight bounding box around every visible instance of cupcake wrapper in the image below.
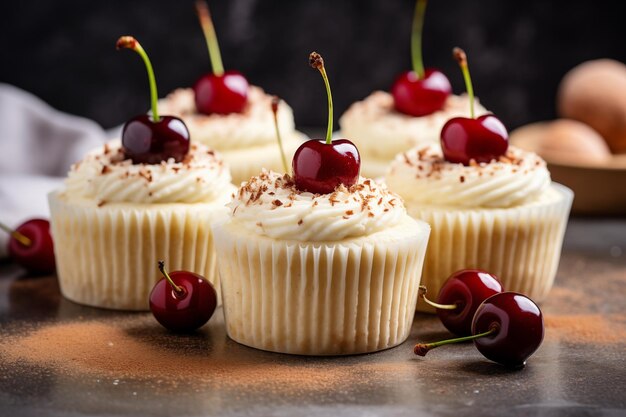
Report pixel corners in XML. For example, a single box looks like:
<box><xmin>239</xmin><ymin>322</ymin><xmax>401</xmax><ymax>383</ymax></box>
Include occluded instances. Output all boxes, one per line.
<box><xmin>213</xmin><ymin>218</ymin><xmax>430</xmax><ymax>355</ymax></box>
<box><xmin>408</xmin><ymin>184</ymin><xmax>573</xmax><ymax>313</ymax></box>
<box><xmin>48</xmin><ymin>192</ymin><xmax>228</xmax><ymax>311</ymax></box>
<box><xmin>220</xmin><ymin>132</ymin><xmax>306</xmax><ymax>186</ymax></box>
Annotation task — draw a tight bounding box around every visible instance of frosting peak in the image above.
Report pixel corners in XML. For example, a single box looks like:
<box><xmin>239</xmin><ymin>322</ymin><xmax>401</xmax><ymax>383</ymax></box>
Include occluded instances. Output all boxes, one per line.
<box><xmin>386</xmin><ymin>144</ymin><xmax>551</xmax><ymax>208</ymax></box>
<box><xmin>64</xmin><ymin>140</ymin><xmax>233</xmax><ymax>205</ymax></box>
<box><xmin>228</xmin><ymin>170</ymin><xmax>406</xmax><ymax>241</ymax></box>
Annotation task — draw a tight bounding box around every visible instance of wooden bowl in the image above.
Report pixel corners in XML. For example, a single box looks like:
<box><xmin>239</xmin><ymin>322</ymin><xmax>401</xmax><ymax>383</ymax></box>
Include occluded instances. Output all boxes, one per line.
<box><xmin>511</xmin><ymin>122</ymin><xmax>626</xmax><ymax>216</ymax></box>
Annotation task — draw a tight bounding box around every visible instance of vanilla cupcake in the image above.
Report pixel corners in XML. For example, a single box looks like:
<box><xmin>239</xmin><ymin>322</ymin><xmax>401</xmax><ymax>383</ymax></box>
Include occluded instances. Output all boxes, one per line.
<box><xmin>339</xmin><ymin>92</ymin><xmax>487</xmax><ymax>178</ymax></box>
<box><xmin>158</xmin><ymin>87</ymin><xmax>306</xmax><ymax>185</ymax></box>
<box><xmin>48</xmin><ymin>140</ymin><xmax>234</xmax><ymax>310</ymax></box>
<box><xmin>212</xmin><ymin>171</ymin><xmax>430</xmax><ymax>355</ymax></box>
<box><xmin>386</xmin><ymin>143</ymin><xmax>573</xmax><ymax>312</ymax></box>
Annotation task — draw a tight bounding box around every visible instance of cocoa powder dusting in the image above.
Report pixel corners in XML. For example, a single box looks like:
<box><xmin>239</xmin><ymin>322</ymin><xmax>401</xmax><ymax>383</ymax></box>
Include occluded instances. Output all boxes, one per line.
<box><xmin>0</xmin><ymin>317</ymin><xmax>426</xmax><ymax>397</ymax></box>
<box><xmin>0</xmin><ymin>319</ymin><xmax>347</xmax><ymax>392</ymax></box>
<box><xmin>545</xmin><ymin>314</ymin><xmax>626</xmax><ymax>344</ymax></box>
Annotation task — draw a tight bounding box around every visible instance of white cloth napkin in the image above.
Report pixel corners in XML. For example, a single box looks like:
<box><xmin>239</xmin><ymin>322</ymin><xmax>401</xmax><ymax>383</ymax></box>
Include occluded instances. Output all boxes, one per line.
<box><xmin>0</xmin><ymin>83</ymin><xmax>108</xmax><ymax>257</ymax></box>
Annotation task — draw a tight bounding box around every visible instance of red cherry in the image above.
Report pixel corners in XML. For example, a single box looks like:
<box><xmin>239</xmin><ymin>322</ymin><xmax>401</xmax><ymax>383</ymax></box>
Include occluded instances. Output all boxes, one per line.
<box><xmin>117</xmin><ymin>36</ymin><xmax>191</xmax><ymax>164</ymax></box>
<box><xmin>122</xmin><ymin>115</ymin><xmax>190</xmax><ymax>164</ymax></box>
<box><xmin>193</xmin><ymin>71</ymin><xmax>249</xmax><ymax>115</ymax></box>
<box><xmin>415</xmin><ymin>292</ymin><xmax>544</xmax><ymax>369</ymax></box>
<box><xmin>391</xmin><ymin>69</ymin><xmax>451</xmax><ymax>116</ymax></box>
<box><xmin>391</xmin><ymin>0</ymin><xmax>450</xmax><ymax>116</ymax></box>
<box><xmin>2</xmin><ymin>219</ymin><xmax>55</xmax><ymax>275</ymax></box>
<box><xmin>292</xmin><ymin>52</ymin><xmax>361</xmax><ymax>194</ymax></box>
<box><xmin>292</xmin><ymin>139</ymin><xmax>360</xmax><ymax>194</ymax></box>
<box><xmin>193</xmin><ymin>1</ymin><xmax>248</xmax><ymax>115</ymax></box>
<box><xmin>440</xmin><ymin>47</ymin><xmax>508</xmax><ymax>165</ymax></box>
<box><xmin>420</xmin><ymin>269</ymin><xmax>503</xmax><ymax>336</ymax></box>
<box><xmin>149</xmin><ymin>261</ymin><xmax>217</xmax><ymax>332</ymax></box>
<box><xmin>440</xmin><ymin>115</ymin><xmax>509</xmax><ymax>165</ymax></box>
<box><xmin>471</xmin><ymin>292</ymin><xmax>544</xmax><ymax>368</ymax></box>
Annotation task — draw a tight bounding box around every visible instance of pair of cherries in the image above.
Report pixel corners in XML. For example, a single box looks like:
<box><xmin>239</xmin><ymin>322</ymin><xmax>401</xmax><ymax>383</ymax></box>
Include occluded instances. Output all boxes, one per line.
<box><xmin>415</xmin><ymin>270</ymin><xmax>544</xmax><ymax>368</ymax></box>
<box><xmin>391</xmin><ymin>0</ymin><xmax>509</xmax><ymax>165</ymax></box>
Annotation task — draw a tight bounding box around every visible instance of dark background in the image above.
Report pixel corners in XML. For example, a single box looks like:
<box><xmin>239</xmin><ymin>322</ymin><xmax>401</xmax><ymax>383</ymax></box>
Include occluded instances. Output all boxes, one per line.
<box><xmin>1</xmin><ymin>0</ymin><xmax>624</xmax><ymax>131</ymax></box>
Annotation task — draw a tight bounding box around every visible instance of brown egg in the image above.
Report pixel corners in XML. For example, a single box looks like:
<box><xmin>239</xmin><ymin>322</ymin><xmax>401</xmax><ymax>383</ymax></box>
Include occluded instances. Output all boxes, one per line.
<box><xmin>510</xmin><ymin>120</ymin><xmax>611</xmax><ymax>165</ymax></box>
<box><xmin>557</xmin><ymin>59</ymin><xmax>626</xmax><ymax>153</ymax></box>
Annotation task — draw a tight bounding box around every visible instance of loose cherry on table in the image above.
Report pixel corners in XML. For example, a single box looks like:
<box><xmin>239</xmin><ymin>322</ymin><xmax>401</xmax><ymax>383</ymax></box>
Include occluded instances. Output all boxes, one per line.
<box><xmin>1</xmin><ymin>219</ymin><xmax>55</xmax><ymax>275</ymax></box>
<box><xmin>391</xmin><ymin>0</ymin><xmax>451</xmax><ymax>116</ymax></box>
<box><xmin>116</xmin><ymin>36</ymin><xmax>190</xmax><ymax>164</ymax></box>
<box><xmin>149</xmin><ymin>261</ymin><xmax>217</xmax><ymax>332</ymax></box>
<box><xmin>415</xmin><ymin>292</ymin><xmax>544</xmax><ymax>368</ymax></box>
<box><xmin>292</xmin><ymin>52</ymin><xmax>361</xmax><ymax>194</ymax></box>
<box><xmin>440</xmin><ymin>47</ymin><xmax>509</xmax><ymax>165</ymax></box>
<box><xmin>193</xmin><ymin>0</ymin><xmax>248</xmax><ymax>115</ymax></box>
<box><xmin>419</xmin><ymin>269</ymin><xmax>503</xmax><ymax>336</ymax></box>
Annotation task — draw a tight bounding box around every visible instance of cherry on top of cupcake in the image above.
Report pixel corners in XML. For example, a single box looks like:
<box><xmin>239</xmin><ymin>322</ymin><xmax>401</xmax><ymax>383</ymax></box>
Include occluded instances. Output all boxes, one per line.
<box><xmin>440</xmin><ymin>47</ymin><xmax>509</xmax><ymax>166</ymax></box>
<box><xmin>193</xmin><ymin>0</ymin><xmax>249</xmax><ymax>115</ymax></box>
<box><xmin>391</xmin><ymin>0</ymin><xmax>452</xmax><ymax>117</ymax></box>
<box><xmin>116</xmin><ymin>36</ymin><xmax>190</xmax><ymax>165</ymax></box>
<box><xmin>292</xmin><ymin>52</ymin><xmax>361</xmax><ymax>194</ymax></box>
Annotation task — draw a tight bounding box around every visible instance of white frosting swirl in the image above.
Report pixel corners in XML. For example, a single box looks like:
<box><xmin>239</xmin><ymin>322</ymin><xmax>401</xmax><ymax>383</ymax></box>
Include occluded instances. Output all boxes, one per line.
<box><xmin>339</xmin><ymin>91</ymin><xmax>488</xmax><ymax>160</ymax></box>
<box><xmin>228</xmin><ymin>170</ymin><xmax>406</xmax><ymax>241</ymax></box>
<box><xmin>386</xmin><ymin>144</ymin><xmax>551</xmax><ymax>208</ymax></box>
<box><xmin>157</xmin><ymin>86</ymin><xmax>296</xmax><ymax>151</ymax></box>
<box><xmin>64</xmin><ymin>140</ymin><xmax>234</xmax><ymax>205</ymax></box>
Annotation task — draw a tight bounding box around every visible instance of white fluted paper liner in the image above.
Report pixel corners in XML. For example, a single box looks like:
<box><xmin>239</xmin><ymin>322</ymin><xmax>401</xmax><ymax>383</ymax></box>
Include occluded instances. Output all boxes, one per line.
<box><xmin>213</xmin><ymin>216</ymin><xmax>430</xmax><ymax>355</ymax></box>
<box><xmin>48</xmin><ymin>192</ymin><xmax>229</xmax><ymax>311</ymax></box>
<box><xmin>221</xmin><ymin>131</ymin><xmax>306</xmax><ymax>186</ymax></box>
<box><xmin>406</xmin><ymin>183</ymin><xmax>573</xmax><ymax>313</ymax></box>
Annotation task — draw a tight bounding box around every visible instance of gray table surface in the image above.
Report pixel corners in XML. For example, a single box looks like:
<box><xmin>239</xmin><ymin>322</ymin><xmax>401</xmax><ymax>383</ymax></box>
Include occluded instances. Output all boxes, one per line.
<box><xmin>0</xmin><ymin>217</ymin><xmax>625</xmax><ymax>417</ymax></box>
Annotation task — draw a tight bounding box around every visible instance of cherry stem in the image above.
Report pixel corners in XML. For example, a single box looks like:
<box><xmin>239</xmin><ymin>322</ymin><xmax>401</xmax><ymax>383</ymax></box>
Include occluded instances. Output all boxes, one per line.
<box><xmin>414</xmin><ymin>326</ymin><xmax>498</xmax><ymax>356</ymax></box>
<box><xmin>116</xmin><ymin>36</ymin><xmax>160</xmax><ymax>122</ymax></box>
<box><xmin>309</xmin><ymin>52</ymin><xmax>333</xmax><ymax>145</ymax></box>
<box><xmin>0</xmin><ymin>222</ymin><xmax>32</xmax><ymax>247</ymax></box>
<box><xmin>158</xmin><ymin>260</ymin><xmax>186</xmax><ymax>297</ymax></box>
<box><xmin>418</xmin><ymin>285</ymin><xmax>458</xmax><ymax>310</ymax></box>
<box><xmin>195</xmin><ymin>0</ymin><xmax>225</xmax><ymax>77</ymax></box>
<box><xmin>453</xmin><ymin>47</ymin><xmax>475</xmax><ymax>119</ymax></box>
<box><xmin>411</xmin><ymin>0</ymin><xmax>427</xmax><ymax>78</ymax></box>
<box><xmin>271</xmin><ymin>96</ymin><xmax>289</xmax><ymax>174</ymax></box>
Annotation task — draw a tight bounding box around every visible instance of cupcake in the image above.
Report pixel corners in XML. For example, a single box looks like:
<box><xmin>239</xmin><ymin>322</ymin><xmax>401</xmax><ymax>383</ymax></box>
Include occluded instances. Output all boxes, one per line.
<box><xmin>157</xmin><ymin>2</ymin><xmax>305</xmax><ymax>185</ymax></box>
<box><xmin>212</xmin><ymin>52</ymin><xmax>431</xmax><ymax>355</ymax></box>
<box><xmin>49</xmin><ymin>140</ymin><xmax>233</xmax><ymax>310</ymax></box>
<box><xmin>338</xmin><ymin>0</ymin><xmax>487</xmax><ymax>178</ymax></box>
<box><xmin>48</xmin><ymin>36</ymin><xmax>235</xmax><ymax>310</ymax></box>
<box><xmin>385</xmin><ymin>48</ymin><xmax>573</xmax><ymax>312</ymax></box>
<box><xmin>213</xmin><ymin>171</ymin><xmax>430</xmax><ymax>355</ymax></box>
<box><xmin>386</xmin><ymin>143</ymin><xmax>572</xmax><ymax>311</ymax></box>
